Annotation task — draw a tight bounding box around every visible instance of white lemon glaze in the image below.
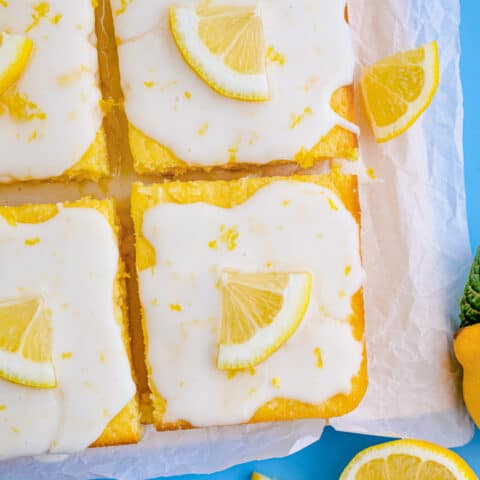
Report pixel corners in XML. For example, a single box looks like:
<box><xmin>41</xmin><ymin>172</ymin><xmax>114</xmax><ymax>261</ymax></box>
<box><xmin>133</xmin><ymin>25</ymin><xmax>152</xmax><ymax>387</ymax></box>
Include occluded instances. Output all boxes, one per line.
<box><xmin>139</xmin><ymin>181</ymin><xmax>364</xmax><ymax>426</ymax></box>
<box><xmin>0</xmin><ymin>1</ymin><xmax>102</xmax><ymax>181</ymax></box>
<box><xmin>113</xmin><ymin>0</ymin><xmax>356</xmax><ymax>167</ymax></box>
<box><xmin>0</xmin><ymin>206</ymin><xmax>135</xmax><ymax>458</ymax></box>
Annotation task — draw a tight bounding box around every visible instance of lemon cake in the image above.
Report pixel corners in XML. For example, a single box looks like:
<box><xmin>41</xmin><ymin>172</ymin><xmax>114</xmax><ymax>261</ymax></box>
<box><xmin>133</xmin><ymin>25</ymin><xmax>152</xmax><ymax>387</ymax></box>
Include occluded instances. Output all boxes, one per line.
<box><xmin>0</xmin><ymin>198</ymin><xmax>141</xmax><ymax>458</ymax></box>
<box><xmin>113</xmin><ymin>0</ymin><xmax>358</xmax><ymax>175</ymax></box>
<box><xmin>0</xmin><ymin>1</ymin><xmax>109</xmax><ymax>183</ymax></box>
<box><xmin>132</xmin><ymin>172</ymin><xmax>367</xmax><ymax>430</ymax></box>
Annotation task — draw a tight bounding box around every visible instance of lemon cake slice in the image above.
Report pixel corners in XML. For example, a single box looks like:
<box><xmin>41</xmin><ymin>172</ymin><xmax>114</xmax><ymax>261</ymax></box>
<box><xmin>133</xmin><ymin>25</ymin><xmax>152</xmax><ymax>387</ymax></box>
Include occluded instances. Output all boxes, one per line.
<box><xmin>132</xmin><ymin>172</ymin><xmax>367</xmax><ymax>430</ymax></box>
<box><xmin>112</xmin><ymin>0</ymin><xmax>358</xmax><ymax>175</ymax></box>
<box><xmin>0</xmin><ymin>1</ymin><xmax>109</xmax><ymax>183</ymax></box>
<box><xmin>0</xmin><ymin>198</ymin><xmax>140</xmax><ymax>458</ymax></box>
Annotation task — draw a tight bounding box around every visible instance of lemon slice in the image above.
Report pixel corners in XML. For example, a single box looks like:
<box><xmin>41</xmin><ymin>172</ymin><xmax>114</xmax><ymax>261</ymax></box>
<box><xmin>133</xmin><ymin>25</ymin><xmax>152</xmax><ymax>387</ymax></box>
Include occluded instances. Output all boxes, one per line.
<box><xmin>0</xmin><ymin>296</ymin><xmax>56</xmax><ymax>388</ymax></box>
<box><xmin>251</xmin><ymin>473</ymin><xmax>272</xmax><ymax>480</ymax></box>
<box><xmin>360</xmin><ymin>41</ymin><xmax>439</xmax><ymax>143</ymax></box>
<box><xmin>340</xmin><ymin>439</ymin><xmax>477</xmax><ymax>480</ymax></box>
<box><xmin>0</xmin><ymin>33</ymin><xmax>34</xmax><ymax>96</ymax></box>
<box><xmin>217</xmin><ymin>271</ymin><xmax>312</xmax><ymax>370</ymax></box>
<box><xmin>170</xmin><ymin>3</ymin><xmax>269</xmax><ymax>101</ymax></box>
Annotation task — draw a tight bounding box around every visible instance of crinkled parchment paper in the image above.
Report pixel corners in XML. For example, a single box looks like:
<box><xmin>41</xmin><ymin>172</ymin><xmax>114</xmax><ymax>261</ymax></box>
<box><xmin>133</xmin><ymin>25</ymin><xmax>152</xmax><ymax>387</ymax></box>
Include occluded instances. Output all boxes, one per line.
<box><xmin>0</xmin><ymin>0</ymin><xmax>473</xmax><ymax>478</ymax></box>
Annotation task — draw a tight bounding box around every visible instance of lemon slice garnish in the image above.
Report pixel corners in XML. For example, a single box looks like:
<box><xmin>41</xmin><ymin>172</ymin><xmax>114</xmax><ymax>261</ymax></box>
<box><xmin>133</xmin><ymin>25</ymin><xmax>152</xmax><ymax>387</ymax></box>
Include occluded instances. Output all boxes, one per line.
<box><xmin>0</xmin><ymin>33</ymin><xmax>34</xmax><ymax>96</ymax></box>
<box><xmin>170</xmin><ymin>3</ymin><xmax>269</xmax><ymax>101</ymax></box>
<box><xmin>360</xmin><ymin>41</ymin><xmax>439</xmax><ymax>143</ymax></box>
<box><xmin>251</xmin><ymin>473</ymin><xmax>272</xmax><ymax>480</ymax></box>
<box><xmin>340</xmin><ymin>439</ymin><xmax>477</xmax><ymax>480</ymax></box>
<box><xmin>0</xmin><ymin>296</ymin><xmax>56</xmax><ymax>389</ymax></box>
<box><xmin>217</xmin><ymin>271</ymin><xmax>312</xmax><ymax>370</ymax></box>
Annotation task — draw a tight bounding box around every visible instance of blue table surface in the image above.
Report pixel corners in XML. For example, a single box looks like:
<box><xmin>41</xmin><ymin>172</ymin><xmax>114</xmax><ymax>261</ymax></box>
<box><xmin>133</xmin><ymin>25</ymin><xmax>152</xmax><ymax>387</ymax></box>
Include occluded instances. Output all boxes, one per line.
<box><xmin>154</xmin><ymin>2</ymin><xmax>480</xmax><ymax>479</ymax></box>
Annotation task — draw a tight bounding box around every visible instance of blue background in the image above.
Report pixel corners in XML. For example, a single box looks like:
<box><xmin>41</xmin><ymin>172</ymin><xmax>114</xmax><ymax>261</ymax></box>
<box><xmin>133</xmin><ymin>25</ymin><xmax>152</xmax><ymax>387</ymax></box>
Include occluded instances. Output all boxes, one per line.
<box><xmin>154</xmin><ymin>1</ymin><xmax>480</xmax><ymax>478</ymax></box>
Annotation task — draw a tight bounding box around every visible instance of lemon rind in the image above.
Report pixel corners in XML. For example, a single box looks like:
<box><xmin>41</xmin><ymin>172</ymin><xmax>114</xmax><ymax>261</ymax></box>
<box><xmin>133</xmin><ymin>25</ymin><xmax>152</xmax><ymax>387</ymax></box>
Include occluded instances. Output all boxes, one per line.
<box><xmin>0</xmin><ymin>33</ymin><xmax>34</xmax><ymax>96</ymax></box>
<box><xmin>0</xmin><ymin>349</ymin><xmax>56</xmax><ymax>389</ymax></box>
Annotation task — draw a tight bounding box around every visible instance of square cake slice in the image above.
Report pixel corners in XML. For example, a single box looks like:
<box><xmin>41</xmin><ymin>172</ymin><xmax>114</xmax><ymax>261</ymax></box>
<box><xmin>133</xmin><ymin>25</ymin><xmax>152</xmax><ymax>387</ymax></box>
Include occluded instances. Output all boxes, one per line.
<box><xmin>132</xmin><ymin>171</ymin><xmax>367</xmax><ymax>430</ymax></box>
<box><xmin>0</xmin><ymin>1</ymin><xmax>109</xmax><ymax>182</ymax></box>
<box><xmin>0</xmin><ymin>198</ymin><xmax>140</xmax><ymax>457</ymax></box>
<box><xmin>112</xmin><ymin>0</ymin><xmax>358</xmax><ymax>175</ymax></box>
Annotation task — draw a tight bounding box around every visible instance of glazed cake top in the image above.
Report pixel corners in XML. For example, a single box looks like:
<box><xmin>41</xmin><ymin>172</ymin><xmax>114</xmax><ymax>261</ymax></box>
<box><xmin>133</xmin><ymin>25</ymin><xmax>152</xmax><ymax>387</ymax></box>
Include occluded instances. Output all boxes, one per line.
<box><xmin>135</xmin><ymin>178</ymin><xmax>364</xmax><ymax>426</ymax></box>
<box><xmin>0</xmin><ymin>1</ymin><xmax>103</xmax><ymax>181</ymax></box>
<box><xmin>114</xmin><ymin>0</ymin><xmax>357</xmax><ymax>167</ymax></box>
<box><xmin>0</xmin><ymin>203</ymin><xmax>135</xmax><ymax>457</ymax></box>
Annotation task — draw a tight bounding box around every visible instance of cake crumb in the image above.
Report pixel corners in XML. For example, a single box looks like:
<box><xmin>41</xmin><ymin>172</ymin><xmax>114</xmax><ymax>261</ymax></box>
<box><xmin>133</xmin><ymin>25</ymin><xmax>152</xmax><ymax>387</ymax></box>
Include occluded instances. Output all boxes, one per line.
<box><xmin>61</xmin><ymin>352</ymin><xmax>73</xmax><ymax>360</ymax></box>
<box><xmin>170</xmin><ymin>304</ymin><xmax>182</xmax><ymax>312</ymax></box>
<box><xmin>25</xmin><ymin>2</ymin><xmax>50</xmax><ymax>33</ymax></box>
<box><xmin>50</xmin><ymin>13</ymin><xmax>62</xmax><ymax>24</ymax></box>
<box><xmin>327</xmin><ymin>198</ymin><xmax>339</xmax><ymax>211</ymax></box>
<box><xmin>219</xmin><ymin>226</ymin><xmax>239</xmax><ymax>251</ymax></box>
<box><xmin>290</xmin><ymin>107</ymin><xmax>312</xmax><ymax>129</ymax></box>
<box><xmin>24</xmin><ymin>237</ymin><xmax>40</xmax><ymax>246</ymax></box>
<box><xmin>314</xmin><ymin>347</ymin><xmax>323</xmax><ymax>368</ymax></box>
<box><xmin>115</xmin><ymin>0</ymin><xmax>133</xmax><ymax>16</ymax></box>
<box><xmin>198</xmin><ymin>123</ymin><xmax>209</xmax><ymax>136</ymax></box>
<box><xmin>28</xmin><ymin>130</ymin><xmax>38</xmax><ymax>142</ymax></box>
<box><xmin>266</xmin><ymin>46</ymin><xmax>286</xmax><ymax>66</ymax></box>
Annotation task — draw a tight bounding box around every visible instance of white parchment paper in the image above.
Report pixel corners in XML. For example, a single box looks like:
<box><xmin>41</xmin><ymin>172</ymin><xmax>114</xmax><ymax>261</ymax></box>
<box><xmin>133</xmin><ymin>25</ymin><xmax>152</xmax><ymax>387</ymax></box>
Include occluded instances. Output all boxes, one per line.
<box><xmin>0</xmin><ymin>0</ymin><xmax>473</xmax><ymax>478</ymax></box>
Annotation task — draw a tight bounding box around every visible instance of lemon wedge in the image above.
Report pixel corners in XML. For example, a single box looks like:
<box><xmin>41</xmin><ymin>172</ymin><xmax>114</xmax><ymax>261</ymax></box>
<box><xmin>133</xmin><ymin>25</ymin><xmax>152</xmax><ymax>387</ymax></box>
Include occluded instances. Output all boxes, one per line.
<box><xmin>170</xmin><ymin>3</ymin><xmax>269</xmax><ymax>101</ymax></box>
<box><xmin>217</xmin><ymin>271</ymin><xmax>312</xmax><ymax>370</ymax></box>
<box><xmin>0</xmin><ymin>33</ymin><xmax>34</xmax><ymax>96</ymax></box>
<box><xmin>340</xmin><ymin>439</ymin><xmax>477</xmax><ymax>480</ymax></box>
<box><xmin>0</xmin><ymin>296</ymin><xmax>56</xmax><ymax>389</ymax></box>
<box><xmin>360</xmin><ymin>41</ymin><xmax>439</xmax><ymax>142</ymax></box>
<box><xmin>251</xmin><ymin>473</ymin><xmax>273</xmax><ymax>480</ymax></box>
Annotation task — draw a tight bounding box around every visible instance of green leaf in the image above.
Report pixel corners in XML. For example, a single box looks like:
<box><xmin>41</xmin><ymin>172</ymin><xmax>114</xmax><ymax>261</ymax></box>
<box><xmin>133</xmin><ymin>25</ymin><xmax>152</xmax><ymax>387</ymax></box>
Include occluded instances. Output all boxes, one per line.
<box><xmin>460</xmin><ymin>247</ymin><xmax>480</xmax><ymax>328</ymax></box>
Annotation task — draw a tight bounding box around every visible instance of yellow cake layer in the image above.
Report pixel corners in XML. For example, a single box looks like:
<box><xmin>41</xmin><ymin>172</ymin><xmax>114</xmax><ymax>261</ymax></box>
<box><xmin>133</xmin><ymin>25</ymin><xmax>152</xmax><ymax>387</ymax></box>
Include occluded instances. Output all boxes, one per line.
<box><xmin>129</xmin><ymin>86</ymin><xmax>358</xmax><ymax>176</ymax></box>
<box><xmin>131</xmin><ymin>170</ymin><xmax>366</xmax><ymax>430</ymax></box>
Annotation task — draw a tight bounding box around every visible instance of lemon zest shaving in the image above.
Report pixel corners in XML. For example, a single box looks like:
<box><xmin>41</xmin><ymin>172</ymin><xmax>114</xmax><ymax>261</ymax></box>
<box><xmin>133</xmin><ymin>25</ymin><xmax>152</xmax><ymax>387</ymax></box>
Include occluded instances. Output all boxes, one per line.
<box><xmin>25</xmin><ymin>2</ymin><xmax>50</xmax><ymax>33</ymax></box>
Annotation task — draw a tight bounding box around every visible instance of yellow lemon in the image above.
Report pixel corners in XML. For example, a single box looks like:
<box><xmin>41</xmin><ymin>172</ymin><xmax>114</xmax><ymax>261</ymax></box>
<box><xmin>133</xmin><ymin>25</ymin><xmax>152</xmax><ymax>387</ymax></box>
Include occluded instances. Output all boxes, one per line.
<box><xmin>0</xmin><ymin>296</ymin><xmax>56</xmax><ymax>388</ymax></box>
<box><xmin>360</xmin><ymin>41</ymin><xmax>439</xmax><ymax>142</ymax></box>
<box><xmin>340</xmin><ymin>439</ymin><xmax>477</xmax><ymax>480</ymax></box>
<box><xmin>0</xmin><ymin>33</ymin><xmax>34</xmax><ymax>96</ymax></box>
<box><xmin>170</xmin><ymin>3</ymin><xmax>269</xmax><ymax>101</ymax></box>
<box><xmin>251</xmin><ymin>473</ymin><xmax>273</xmax><ymax>480</ymax></box>
<box><xmin>218</xmin><ymin>271</ymin><xmax>311</xmax><ymax>370</ymax></box>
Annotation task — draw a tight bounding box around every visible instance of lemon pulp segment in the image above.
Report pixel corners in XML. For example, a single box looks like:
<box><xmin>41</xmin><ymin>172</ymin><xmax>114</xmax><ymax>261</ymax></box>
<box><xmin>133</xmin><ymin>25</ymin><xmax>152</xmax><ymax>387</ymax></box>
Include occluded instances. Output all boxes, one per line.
<box><xmin>360</xmin><ymin>41</ymin><xmax>439</xmax><ymax>142</ymax></box>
